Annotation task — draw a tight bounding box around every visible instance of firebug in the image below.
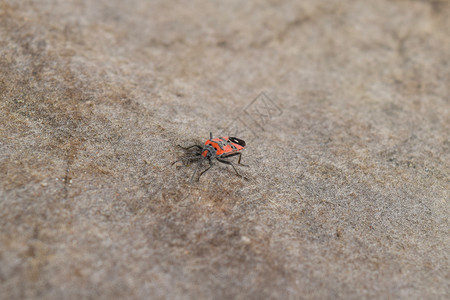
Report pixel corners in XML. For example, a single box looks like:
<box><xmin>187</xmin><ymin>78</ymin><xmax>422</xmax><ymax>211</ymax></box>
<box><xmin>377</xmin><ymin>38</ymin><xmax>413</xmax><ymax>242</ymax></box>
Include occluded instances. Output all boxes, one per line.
<box><xmin>172</xmin><ymin>132</ymin><xmax>248</xmax><ymax>182</ymax></box>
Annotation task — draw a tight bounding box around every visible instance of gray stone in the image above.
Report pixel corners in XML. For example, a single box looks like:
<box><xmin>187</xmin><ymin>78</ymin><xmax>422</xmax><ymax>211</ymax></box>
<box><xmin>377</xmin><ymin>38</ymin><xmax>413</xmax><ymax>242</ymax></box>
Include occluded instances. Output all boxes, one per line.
<box><xmin>1</xmin><ymin>0</ymin><xmax>449</xmax><ymax>299</ymax></box>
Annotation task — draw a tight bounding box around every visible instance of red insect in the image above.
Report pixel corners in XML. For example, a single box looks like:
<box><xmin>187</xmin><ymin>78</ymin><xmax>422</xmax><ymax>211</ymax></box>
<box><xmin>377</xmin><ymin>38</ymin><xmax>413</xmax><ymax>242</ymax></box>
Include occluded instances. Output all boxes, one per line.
<box><xmin>172</xmin><ymin>132</ymin><xmax>248</xmax><ymax>182</ymax></box>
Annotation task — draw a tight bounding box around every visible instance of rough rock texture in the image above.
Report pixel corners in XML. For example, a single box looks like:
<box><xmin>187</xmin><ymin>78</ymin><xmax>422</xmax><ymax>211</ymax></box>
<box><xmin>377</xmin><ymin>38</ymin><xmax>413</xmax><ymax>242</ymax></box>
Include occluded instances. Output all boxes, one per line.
<box><xmin>0</xmin><ymin>0</ymin><xmax>449</xmax><ymax>299</ymax></box>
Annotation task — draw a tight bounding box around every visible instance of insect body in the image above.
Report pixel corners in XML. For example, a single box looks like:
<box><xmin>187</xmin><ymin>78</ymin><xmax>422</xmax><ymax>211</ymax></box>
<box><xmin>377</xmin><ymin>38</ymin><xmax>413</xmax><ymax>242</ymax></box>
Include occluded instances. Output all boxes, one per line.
<box><xmin>172</xmin><ymin>132</ymin><xmax>247</xmax><ymax>182</ymax></box>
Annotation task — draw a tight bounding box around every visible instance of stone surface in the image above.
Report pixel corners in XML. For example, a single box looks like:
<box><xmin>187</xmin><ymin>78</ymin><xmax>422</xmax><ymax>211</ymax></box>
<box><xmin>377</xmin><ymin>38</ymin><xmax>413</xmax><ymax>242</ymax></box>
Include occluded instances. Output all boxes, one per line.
<box><xmin>0</xmin><ymin>0</ymin><xmax>449</xmax><ymax>299</ymax></box>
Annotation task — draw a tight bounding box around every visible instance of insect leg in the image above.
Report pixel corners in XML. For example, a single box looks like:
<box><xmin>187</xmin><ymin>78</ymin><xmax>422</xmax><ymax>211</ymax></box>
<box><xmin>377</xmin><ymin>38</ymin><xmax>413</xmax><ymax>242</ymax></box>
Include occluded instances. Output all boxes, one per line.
<box><xmin>198</xmin><ymin>158</ymin><xmax>213</xmax><ymax>180</ymax></box>
<box><xmin>216</xmin><ymin>157</ymin><xmax>242</xmax><ymax>177</ymax></box>
<box><xmin>190</xmin><ymin>158</ymin><xmax>206</xmax><ymax>183</ymax></box>
<box><xmin>220</xmin><ymin>152</ymin><xmax>249</xmax><ymax>167</ymax></box>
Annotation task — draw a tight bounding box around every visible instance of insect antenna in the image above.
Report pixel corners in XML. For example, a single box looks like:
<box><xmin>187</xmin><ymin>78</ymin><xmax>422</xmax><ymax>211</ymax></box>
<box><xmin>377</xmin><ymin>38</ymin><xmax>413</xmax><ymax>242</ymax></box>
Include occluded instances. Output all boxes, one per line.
<box><xmin>171</xmin><ymin>155</ymin><xmax>202</xmax><ymax>166</ymax></box>
<box><xmin>177</xmin><ymin>144</ymin><xmax>203</xmax><ymax>151</ymax></box>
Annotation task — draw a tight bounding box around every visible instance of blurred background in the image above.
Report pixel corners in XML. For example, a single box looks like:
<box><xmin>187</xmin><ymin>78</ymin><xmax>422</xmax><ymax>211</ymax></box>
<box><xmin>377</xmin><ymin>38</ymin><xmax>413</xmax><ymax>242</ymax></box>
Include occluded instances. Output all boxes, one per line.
<box><xmin>1</xmin><ymin>0</ymin><xmax>448</xmax><ymax>298</ymax></box>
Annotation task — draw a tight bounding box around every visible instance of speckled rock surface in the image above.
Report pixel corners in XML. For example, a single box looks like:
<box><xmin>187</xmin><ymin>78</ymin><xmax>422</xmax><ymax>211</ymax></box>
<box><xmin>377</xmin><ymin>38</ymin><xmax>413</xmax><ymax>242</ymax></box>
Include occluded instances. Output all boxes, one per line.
<box><xmin>0</xmin><ymin>0</ymin><xmax>449</xmax><ymax>299</ymax></box>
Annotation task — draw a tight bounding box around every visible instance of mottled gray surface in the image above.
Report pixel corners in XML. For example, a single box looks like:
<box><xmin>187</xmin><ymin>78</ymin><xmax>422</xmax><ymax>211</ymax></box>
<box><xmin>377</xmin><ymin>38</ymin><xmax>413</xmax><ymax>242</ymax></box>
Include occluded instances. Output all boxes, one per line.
<box><xmin>0</xmin><ymin>0</ymin><xmax>449</xmax><ymax>299</ymax></box>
